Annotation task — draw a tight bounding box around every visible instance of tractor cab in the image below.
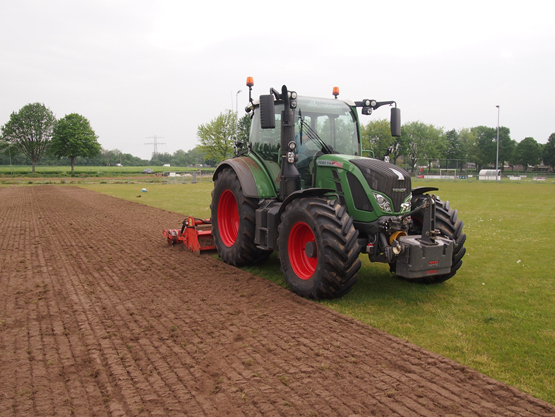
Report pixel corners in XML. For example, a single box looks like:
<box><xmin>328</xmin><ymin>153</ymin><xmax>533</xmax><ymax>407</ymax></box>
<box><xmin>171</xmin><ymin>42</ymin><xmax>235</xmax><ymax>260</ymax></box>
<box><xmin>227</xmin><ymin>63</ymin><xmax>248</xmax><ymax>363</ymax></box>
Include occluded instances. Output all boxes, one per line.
<box><xmin>249</xmin><ymin>96</ymin><xmax>360</xmax><ymax>191</ymax></box>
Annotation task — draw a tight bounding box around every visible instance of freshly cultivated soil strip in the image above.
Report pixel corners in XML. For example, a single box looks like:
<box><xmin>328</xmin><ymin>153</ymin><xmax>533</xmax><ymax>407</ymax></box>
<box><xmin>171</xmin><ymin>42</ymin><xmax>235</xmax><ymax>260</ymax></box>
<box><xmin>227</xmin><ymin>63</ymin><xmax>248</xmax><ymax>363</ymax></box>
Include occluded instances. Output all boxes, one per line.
<box><xmin>1</xmin><ymin>185</ymin><xmax>554</xmax><ymax>416</ymax></box>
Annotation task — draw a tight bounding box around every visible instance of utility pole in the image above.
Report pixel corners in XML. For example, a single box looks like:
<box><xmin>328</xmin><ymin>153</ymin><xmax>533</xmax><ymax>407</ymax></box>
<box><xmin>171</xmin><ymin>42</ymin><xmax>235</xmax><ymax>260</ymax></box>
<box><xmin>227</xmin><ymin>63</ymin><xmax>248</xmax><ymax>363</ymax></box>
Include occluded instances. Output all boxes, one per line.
<box><xmin>145</xmin><ymin>135</ymin><xmax>166</xmax><ymax>159</ymax></box>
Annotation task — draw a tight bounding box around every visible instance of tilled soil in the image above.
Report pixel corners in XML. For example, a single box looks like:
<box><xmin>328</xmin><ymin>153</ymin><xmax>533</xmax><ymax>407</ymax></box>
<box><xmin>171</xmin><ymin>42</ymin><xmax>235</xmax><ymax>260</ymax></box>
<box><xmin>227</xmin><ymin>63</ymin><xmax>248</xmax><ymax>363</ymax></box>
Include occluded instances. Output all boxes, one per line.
<box><xmin>1</xmin><ymin>185</ymin><xmax>554</xmax><ymax>417</ymax></box>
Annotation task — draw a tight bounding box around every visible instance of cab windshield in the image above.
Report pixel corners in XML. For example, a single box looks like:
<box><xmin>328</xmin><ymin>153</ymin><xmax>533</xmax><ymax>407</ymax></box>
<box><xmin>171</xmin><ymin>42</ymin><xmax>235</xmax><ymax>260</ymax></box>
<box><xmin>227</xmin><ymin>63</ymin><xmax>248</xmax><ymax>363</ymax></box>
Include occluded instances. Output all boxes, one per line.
<box><xmin>250</xmin><ymin>97</ymin><xmax>359</xmax><ymax>155</ymax></box>
<box><xmin>293</xmin><ymin>97</ymin><xmax>359</xmax><ymax>156</ymax></box>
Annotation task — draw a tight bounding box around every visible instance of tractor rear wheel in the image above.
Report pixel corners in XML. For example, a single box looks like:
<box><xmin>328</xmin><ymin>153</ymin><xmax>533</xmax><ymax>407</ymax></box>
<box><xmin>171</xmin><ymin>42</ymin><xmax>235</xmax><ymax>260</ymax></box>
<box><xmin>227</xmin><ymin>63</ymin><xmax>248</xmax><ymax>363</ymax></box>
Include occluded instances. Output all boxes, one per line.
<box><xmin>211</xmin><ymin>168</ymin><xmax>270</xmax><ymax>266</ymax></box>
<box><xmin>277</xmin><ymin>197</ymin><xmax>361</xmax><ymax>299</ymax></box>
<box><xmin>405</xmin><ymin>194</ymin><xmax>467</xmax><ymax>283</ymax></box>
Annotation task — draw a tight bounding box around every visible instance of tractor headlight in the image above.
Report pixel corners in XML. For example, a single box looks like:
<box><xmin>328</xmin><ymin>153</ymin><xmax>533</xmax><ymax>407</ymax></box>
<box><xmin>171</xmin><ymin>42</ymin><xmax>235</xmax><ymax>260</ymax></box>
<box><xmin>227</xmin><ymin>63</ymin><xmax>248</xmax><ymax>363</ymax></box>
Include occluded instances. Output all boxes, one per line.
<box><xmin>401</xmin><ymin>193</ymin><xmax>412</xmax><ymax>213</ymax></box>
<box><xmin>373</xmin><ymin>192</ymin><xmax>392</xmax><ymax>212</ymax></box>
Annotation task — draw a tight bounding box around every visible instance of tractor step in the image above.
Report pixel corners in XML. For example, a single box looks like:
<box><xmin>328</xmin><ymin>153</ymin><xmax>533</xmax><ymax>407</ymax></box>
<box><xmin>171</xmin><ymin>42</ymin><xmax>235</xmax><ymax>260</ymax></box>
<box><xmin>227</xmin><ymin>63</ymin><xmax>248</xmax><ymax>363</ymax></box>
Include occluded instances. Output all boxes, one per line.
<box><xmin>163</xmin><ymin>217</ymin><xmax>216</xmax><ymax>255</ymax></box>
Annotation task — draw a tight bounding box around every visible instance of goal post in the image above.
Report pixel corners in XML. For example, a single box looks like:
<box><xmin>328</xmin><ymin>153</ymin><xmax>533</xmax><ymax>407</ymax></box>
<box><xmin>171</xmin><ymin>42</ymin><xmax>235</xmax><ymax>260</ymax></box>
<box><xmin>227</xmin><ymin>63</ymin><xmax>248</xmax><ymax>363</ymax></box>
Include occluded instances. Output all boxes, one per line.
<box><xmin>440</xmin><ymin>169</ymin><xmax>457</xmax><ymax>179</ymax></box>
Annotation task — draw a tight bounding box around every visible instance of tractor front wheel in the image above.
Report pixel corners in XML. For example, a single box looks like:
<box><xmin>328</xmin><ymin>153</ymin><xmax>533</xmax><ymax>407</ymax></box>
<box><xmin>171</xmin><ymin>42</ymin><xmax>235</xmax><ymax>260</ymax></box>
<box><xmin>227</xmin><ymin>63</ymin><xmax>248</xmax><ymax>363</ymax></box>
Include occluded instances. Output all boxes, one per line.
<box><xmin>277</xmin><ymin>197</ymin><xmax>361</xmax><ymax>299</ymax></box>
<box><xmin>211</xmin><ymin>168</ymin><xmax>270</xmax><ymax>266</ymax></box>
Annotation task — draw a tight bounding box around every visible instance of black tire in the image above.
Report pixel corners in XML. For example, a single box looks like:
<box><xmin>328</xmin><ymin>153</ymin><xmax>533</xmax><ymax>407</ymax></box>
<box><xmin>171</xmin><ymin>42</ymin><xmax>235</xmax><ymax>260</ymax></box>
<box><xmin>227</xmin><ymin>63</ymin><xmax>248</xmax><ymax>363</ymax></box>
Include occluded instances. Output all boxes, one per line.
<box><xmin>211</xmin><ymin>168</ymin><xmax>271</xmax><ymax>266</ymax></box>
<box><xmin>405</xmin><ymin>194</ymin><xmax>467</xmax><ymax>283</ymax></box>
<box><xmin>277</xmin><ymin>197</ymin><xmax>361</xmax><ymax>299</ymax></box>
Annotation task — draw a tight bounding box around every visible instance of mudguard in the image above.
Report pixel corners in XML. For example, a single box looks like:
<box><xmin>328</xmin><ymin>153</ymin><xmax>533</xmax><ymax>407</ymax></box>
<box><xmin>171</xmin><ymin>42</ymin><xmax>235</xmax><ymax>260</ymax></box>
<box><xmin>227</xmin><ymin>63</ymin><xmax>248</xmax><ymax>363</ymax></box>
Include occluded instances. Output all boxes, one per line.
<box><xmin>213</xmin><ymin>156</ymin><xmax>277</xmax><ymax>199</ymax></box>
<box><xmin>412</xmin><ymin>186</ymin><xmax>439</xmax><ymax>196</ymax></box>
<box><xmin>277</xmin><ymin>187</ymin><xmax>335</xmax><ymax>219</ymax></box>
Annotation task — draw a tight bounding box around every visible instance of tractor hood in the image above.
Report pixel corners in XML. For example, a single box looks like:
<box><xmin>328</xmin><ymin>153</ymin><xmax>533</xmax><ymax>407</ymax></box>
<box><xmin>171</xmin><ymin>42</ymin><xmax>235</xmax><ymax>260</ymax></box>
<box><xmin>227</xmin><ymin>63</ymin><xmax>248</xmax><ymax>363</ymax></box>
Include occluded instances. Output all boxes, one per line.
<box><xmin>348</xmin><ymin>157</ymin><xmax>411</xmax><ymax>213</ymax></box>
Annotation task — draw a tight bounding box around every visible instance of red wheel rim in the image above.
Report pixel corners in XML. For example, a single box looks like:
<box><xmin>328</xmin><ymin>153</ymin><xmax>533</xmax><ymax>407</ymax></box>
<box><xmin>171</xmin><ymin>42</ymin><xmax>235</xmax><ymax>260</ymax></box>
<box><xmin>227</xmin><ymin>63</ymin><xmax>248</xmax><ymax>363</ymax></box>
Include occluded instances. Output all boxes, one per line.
<box><xmin>218</xmin><ymin>190</ymin><xmax>239</xmax><ymax>247</ymax></box>
<box><xmin>288</xmin><ymin>222</ymin><xmax>317</xmax><ymax>280</ymax></box>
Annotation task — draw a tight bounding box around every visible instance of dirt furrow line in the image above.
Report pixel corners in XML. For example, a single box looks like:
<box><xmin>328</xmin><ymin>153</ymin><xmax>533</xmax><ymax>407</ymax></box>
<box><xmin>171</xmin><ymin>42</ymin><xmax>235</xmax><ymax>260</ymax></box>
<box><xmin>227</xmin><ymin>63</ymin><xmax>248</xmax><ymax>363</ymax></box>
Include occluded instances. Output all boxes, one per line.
<box><xmin>3</xmin><ymin>188</ymin><xmax>39</xmax><ymax>416</ymax></box>
<box><xmin>20</xmin><ymin>187</ymin><xmax>109</xmax><ymax>416</ymax></box>
<box><xmin>31</xmin><ymin>189</ymin><xmax>173</xmax><ymax>416</ymax></box>
<box><xmin>0</xmin><ymin>188</ymin><xmax>20</xmax><ymax>417</ymax></box>
<box><xmin>29</xmin><ymin>186</ymin><xmax>97</xmax><ymax>417</ymax></box>
<box><xmin>0</xmin><ymin>204</ymin><xmax>16</xmax><ymax>415</ymax></box>
<box><xmin>31</xmin><ymin>202</ymin><xmax>109</xmax><ymax>416</ymax></box>
<box><xmin>29</xmin><ymin>189</ymin><xmax>144</xmax><ymax>416</ymax></box>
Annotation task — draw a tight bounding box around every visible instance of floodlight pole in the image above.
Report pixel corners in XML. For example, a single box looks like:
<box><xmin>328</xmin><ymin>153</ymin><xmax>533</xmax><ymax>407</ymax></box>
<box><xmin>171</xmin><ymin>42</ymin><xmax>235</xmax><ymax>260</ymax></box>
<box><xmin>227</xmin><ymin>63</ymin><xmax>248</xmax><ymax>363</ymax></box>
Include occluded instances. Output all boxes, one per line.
<box><xmin>496</xmin><ymin>105</ymin><xmax>500</xmax><ymax>182</ymax></box>
<box><xmin>236</xmin><ymin>90</ymin><xmax>242</xmax><ymax>118</ymax></box>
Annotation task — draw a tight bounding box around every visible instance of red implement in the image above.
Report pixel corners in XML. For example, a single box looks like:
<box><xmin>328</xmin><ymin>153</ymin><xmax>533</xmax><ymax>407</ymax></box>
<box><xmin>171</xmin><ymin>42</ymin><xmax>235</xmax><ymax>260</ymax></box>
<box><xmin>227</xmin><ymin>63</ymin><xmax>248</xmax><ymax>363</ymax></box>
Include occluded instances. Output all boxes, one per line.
<box><xmin>163</xmin><ymin>217</ymin><xmax>216</xmax><ymax>255</ymax></box>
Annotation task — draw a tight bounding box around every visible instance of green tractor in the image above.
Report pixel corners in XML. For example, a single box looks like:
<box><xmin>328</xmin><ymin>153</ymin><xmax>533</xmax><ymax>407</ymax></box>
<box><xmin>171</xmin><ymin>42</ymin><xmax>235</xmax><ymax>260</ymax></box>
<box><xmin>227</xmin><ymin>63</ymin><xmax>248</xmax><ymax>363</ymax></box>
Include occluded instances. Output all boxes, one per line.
<box><xmin>211</xmin><ymin>78</ymin><xmax>466</xmax><ymax>299</ymax></box>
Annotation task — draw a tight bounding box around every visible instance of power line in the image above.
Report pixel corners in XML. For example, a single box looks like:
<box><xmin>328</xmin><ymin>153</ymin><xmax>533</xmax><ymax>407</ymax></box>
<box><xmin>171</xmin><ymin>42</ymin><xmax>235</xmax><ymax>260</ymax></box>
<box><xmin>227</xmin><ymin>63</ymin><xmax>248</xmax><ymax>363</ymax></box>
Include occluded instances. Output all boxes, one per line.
<box><xmin>145</xmin><ymin>135</ymin><xmax>166</xmax><ymax>159</ymax></box>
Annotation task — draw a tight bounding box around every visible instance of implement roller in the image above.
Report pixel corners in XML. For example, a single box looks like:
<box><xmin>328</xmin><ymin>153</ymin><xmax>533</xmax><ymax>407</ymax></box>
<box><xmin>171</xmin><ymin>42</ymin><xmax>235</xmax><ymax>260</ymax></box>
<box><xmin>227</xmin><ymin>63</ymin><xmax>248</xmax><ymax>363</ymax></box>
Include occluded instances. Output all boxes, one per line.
<box><xmin>163</xmin><ymin>217</ymin><xmax>215</xmax><ymax>255</ymax></box>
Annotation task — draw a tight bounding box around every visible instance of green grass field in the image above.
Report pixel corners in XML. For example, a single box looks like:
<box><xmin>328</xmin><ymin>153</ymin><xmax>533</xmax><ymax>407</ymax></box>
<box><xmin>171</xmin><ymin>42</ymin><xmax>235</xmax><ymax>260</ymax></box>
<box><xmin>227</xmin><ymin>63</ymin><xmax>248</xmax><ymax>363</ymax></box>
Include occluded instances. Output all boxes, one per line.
<box><xmin>79</xmin><ymin>180</ymin><xmax>555</xmax><ymax>403</ymax></box>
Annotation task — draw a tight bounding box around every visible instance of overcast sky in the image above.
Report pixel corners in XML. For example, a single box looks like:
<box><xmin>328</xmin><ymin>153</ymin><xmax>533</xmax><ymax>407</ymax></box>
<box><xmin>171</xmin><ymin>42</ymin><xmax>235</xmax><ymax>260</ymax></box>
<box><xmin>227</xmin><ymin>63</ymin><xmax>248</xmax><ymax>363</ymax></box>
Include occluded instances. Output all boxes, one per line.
<box><xmin>2</xmin><ymin>0</ymin><xmax>554</xmax><ymax>160</ymax></box>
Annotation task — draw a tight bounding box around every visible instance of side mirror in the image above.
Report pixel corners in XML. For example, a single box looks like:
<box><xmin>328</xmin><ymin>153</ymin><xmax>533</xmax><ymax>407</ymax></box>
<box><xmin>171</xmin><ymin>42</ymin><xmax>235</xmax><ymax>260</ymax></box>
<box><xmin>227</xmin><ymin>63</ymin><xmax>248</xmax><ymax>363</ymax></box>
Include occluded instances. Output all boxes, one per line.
<box><xmin>259</xmin><ymin>95</ymin><xmax>275</xmax><ymax>129</ymax></box>
<box><xmin>390</xmin><ymin>107</ymin><xmax>401</xmax><ymax>137</ymax></box>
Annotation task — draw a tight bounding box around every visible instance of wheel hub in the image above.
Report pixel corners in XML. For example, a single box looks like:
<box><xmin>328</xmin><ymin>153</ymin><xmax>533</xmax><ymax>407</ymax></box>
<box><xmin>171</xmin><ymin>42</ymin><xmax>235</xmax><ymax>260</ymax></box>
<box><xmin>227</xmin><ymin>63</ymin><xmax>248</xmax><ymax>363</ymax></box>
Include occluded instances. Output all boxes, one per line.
<box><xmin>304</xmin><ymin>241</ymin><xmax>317</xmax><ymax>258</ymax></box>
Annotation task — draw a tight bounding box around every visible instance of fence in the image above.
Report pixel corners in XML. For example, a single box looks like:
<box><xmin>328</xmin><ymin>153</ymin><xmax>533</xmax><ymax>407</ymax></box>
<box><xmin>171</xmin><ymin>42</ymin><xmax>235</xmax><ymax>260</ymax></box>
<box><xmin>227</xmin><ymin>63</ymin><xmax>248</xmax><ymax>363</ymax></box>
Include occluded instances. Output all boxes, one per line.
<box><xmin>412</xmin><ymin>172</ymin><xmax>555</xmax><ymax>184</ymax></box>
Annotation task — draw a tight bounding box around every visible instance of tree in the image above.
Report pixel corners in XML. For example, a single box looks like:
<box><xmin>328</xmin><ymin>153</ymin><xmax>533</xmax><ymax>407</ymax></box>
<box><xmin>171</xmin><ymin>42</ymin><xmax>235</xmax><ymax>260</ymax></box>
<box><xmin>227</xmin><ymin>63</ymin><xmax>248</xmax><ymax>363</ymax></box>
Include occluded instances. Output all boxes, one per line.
<box><xmin>401</xmin><ymin>121</ymin><xmax>444</xmax><ymax>173</ymax></box>
<box><xmin>151</xmin><ymin>152</ymin><xmax>172</xmax><ymax>165</ymax></box>
<box><xmin>515</xmin><ymin>137</ymin><xmax>541</xmax><ymax>171</ymax></box>
<box><xmin>458</xmin><ymin>128</ymin><xmax>477</xmax><ymax>170</ymax></box>
<box><xmin>470</xmin><ymin>126</ymin><xmax>496</xmax><ymax>171</ymax></box>
<box><xmin>51</xmin><ymin>113</ymin><xmax>101</xmax><ymax>174</ymax></box>
<box><xmin>361</xmin><ymin>119</ymin><xmax>403</xmax><ymax>163</ymax></box>
<box><xmin>497</xmin><ymin>127</ymin><xmax>513</xmax><ymax>172</ymax></box>
<box><xmin>184</xmin><ymin>146</ymin><xmax>206</xmax><ymax>165</ymax></box>
<box><xmin>420</xmin><ymin>125</ymin><xmax>445</xmax><ymax>171</ymax></box>
<box><xmin>402</xmin><ymin>122</ymin><xmax>427</xmax><ymax>172</ymax></box>
<box><xmin>237</xmin><ymin>114</ymin><xmax>251</xmax><ymax>145</ymax></box>
<box><xmin>197</xmin><ymin>110</ymin><xmax>237</xmax><ymax>164</ymax></box>
<box><xmin>361</xmin><ymin>119</ymin><xmax>394</xmax><ymax>159</ymax></box>
<box><xmin>444</xmin><ymin>129</ymin><xmax>464</xmax><ymax>168</ymax></box>
<box><xmin>506</xmin><ymin>138</ymin><xmax>519</xmax><ymax>171</ymax></box>
<box><xmin>1</xmin><ymin>103</ymin><xmax>56</xmax><ymax>172</ymax></box>
<box><xmin>499</xmin><ymin>134</ymin><xmax>516</xmax><ymax>171</ymax></box>
<box><xmin>542</xmin><ymin>133</ymin><xmax>555</xmax><ymax>171</ymax></box>
<box><xmin>169</xmin><ymin>146</ymin><xmax>208</xmax><ymax>167</ymax></box>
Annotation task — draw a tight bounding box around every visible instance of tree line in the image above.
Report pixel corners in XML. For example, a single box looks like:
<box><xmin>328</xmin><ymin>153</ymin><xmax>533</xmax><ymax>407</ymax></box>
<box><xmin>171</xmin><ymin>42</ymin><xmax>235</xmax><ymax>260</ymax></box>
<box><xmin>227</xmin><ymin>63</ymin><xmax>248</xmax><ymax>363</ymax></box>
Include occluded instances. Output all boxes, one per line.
<box><xmin>4</xmin><ymin>103</ymin><xmax>554</xmax><ymax>173</ymax></box>
<box><xmin>0</xmin><ymin>140</ymin><xmax>210</xmax><ymax>170</ymax></box>
<box><xmin>0</xmin><ymin>103</ymin><xmax>214</xmax><ymax>171</ymax></box>
<box><xmin>363</xmin><ymin>120</ymin><xmax>555</xmax><ymax>173</ymax></box>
